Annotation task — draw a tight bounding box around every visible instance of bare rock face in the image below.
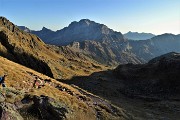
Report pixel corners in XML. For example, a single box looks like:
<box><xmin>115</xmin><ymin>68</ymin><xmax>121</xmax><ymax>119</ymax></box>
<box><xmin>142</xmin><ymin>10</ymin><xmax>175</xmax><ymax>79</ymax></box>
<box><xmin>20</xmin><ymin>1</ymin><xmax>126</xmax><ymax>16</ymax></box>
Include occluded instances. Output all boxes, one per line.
<box><xmin>19</xmin><ymin>95</ymin><xmax>69</xmax><ymax>120</ymax></box>
<box><xmin>65</xmin><ymin>40</ymin><xmax>143</xmax><ymax>65</ymax></box>
<box><xmin>0</xmin><ymin>95</ymin><xmax>68</xmax><ymax>120</ymax></box>
<box><xmin>0</xmin><ymin>103</ymin><xmax>24</xmax><ymax>120</ymax></box>
<box><xmin>114</xmin><ymin>52</ymin><xmax>180</xmax><ymax>99</ymax></box>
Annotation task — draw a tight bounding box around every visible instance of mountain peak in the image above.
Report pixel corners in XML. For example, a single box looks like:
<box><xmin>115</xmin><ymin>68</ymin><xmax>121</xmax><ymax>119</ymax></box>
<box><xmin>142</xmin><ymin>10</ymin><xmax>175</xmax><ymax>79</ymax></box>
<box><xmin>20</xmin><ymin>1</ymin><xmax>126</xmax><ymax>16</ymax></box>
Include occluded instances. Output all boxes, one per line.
<box><xmin>0</xmin><ymin>17</ymin><xmax>20</xmax><ymax>33</ymax></box>
<box><xmin>0</xmin><ymin>16</ymin><xmax>12</xmax><ymax>25</ymax></box>
<box><xmin>42</xmin><ymin>26</ymin><xmax>48</xmax><ymax>30</ymax></box>
<box><xmin>79</xmin><ymin>19</ymin><xmax>94</xmax><ymax>25</ymax></box>
<box><xmin>0</xmin><ymin>16</ymin><xmax>8</xmax><ymax>21</ymax></box>
<box><xmin>41</xmin><ymin>27</ymin><xmax>53</xmax><ymax>32</ymax></box>
<box><xmin>69</xmin><ymin>19</ymin><xmax>95</xmax><ymax>27</ymax></box>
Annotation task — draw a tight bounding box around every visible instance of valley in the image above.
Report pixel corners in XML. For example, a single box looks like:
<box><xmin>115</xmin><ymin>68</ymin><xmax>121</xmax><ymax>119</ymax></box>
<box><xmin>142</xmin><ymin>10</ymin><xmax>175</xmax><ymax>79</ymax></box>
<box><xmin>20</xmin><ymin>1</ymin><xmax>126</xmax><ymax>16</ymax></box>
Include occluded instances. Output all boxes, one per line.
<box><xmin>0</xmin><ymin>16</ymin><xmax>179</xmax><ymax>120</ymax></box>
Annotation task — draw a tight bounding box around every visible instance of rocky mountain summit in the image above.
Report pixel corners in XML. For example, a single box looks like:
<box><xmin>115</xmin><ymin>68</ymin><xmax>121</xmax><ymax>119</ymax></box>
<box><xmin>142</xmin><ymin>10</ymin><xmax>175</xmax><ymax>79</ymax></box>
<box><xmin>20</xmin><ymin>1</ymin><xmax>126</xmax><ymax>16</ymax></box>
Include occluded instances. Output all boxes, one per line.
<box><xmin>31</xmin><ymin>19</ymin><xmax>126</xmax><ymax>45</ymax></box>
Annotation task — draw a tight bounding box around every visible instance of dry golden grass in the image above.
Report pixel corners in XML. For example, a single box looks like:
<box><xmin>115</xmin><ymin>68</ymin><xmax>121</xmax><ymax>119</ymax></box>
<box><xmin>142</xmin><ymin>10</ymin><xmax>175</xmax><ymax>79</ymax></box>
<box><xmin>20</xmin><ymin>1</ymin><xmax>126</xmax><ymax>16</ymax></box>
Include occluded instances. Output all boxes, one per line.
<box><xmin>0</xmin><ymin>56</ymin><xmax>113</xmax><ymax>120</ymax></box>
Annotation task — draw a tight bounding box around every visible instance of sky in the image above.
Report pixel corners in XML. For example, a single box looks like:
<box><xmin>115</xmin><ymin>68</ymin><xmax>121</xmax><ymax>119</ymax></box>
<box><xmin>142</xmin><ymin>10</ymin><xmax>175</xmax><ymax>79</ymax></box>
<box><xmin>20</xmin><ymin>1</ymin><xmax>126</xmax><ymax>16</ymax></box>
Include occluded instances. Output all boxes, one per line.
<box><xmin>0</xmin><ymin>0</ymin><xmax>180</xmax><ymax>35</ymax></box>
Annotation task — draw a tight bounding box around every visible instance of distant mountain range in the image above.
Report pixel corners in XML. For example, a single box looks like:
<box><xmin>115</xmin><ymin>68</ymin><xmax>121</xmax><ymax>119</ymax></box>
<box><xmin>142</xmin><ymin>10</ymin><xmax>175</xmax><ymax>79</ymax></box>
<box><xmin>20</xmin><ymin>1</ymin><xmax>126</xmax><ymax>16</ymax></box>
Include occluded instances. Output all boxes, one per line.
<box><xmin>124</xmin><ymin>31</ymin><xmax>156</xmax><ymax>40</ymax></box>
<box><xmin>18</xmin><ymin>19</ymin><xmax>180</xmax><ymax>65</ymax></box>
<box><xmin>23</xmin><ymin>19</ymin><xmax>125</xmax><ymax>45</ymax></box>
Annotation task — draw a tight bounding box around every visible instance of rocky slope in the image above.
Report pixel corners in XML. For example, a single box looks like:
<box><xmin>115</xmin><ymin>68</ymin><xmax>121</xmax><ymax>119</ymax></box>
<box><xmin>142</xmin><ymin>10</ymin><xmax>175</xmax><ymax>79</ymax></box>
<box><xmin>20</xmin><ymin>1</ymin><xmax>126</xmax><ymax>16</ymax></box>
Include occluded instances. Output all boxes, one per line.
<box><xmin>62</xmin><ymin>40</ymin><xmax>143</xmax><ymax>65</ymax></box>
<box><xmin>124</xmin><ymin>31</ymin><xmax>155</xmax><ymax>40</ymax></box>
<box><xmin>0</xmin><ymin>56</ymin><xmax>130</xmax><ymax>120</ymax></box>
<box><xmin>57</xmin><ymin>33</ymin><xmax>180</xmax><ymax>66</ymax></box>
<box><xmin>65</xmin><ymin>33</ymin><xmax>180</xmax><ymax>64</ymax></box>
<box><xmin>0</xmin><ymin>17</ymin><xmax>106</xmax><ymax>79</ymax></box>
<box><xmin>62</xmin><ymin>52</ymin><xmax>180</xmax><ymax>119</ymax></box>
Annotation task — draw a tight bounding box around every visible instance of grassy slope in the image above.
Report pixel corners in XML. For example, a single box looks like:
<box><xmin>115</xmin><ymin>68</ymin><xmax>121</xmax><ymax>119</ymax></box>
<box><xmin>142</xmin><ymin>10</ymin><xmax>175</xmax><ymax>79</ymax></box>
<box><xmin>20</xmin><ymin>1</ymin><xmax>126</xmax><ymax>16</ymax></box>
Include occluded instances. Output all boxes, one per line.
<box><xmin>0</xmin><ymin>56</ymin><xmax>130</xmax><ymax>120</ymax></box>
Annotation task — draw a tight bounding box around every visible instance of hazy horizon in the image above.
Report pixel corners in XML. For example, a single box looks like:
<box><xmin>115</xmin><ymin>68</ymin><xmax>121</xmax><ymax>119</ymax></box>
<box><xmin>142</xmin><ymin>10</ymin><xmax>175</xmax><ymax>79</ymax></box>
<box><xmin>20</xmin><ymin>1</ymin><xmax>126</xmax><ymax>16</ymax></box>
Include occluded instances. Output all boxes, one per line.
<box><xmin>0</xmin><ymin>0</ymin><xmax>179</xmax><ymax>35</ymax></box>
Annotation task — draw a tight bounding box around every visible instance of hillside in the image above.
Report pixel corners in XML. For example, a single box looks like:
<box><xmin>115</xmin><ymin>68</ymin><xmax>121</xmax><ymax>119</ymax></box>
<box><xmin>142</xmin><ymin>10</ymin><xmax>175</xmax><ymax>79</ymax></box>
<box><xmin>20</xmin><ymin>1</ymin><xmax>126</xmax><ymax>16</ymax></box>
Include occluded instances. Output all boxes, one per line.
<box><xmin>114</xmin><ymin>52</ymin><xmax>180</xmax><ymax>98</ymax></box>
<box><xmin>61</xmin><ymin>52</ymin><xmax>180</xmax><ymax>120</ymax></box>
<box><xmin>0</xmin><ymin>17</ymin><xmax>106</xmax><ymax>79</ymax></box>
<box><xmin>0</xmin><ymin>56</ymin><xmax>130</xmax><ymax>120</ymax></box>
<box><xmin>124</xmin><ymin>31</ymin><xmax>155</xmax><ymax>40</ymax></box>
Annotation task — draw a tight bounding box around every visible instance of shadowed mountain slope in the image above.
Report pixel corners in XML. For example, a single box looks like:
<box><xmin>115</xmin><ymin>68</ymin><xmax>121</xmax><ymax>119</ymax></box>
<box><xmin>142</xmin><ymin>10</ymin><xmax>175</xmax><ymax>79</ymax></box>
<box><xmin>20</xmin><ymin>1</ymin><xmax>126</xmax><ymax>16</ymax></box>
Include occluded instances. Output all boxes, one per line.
<box><xmin>114</xmin><ymin>52</ymin><xmax>180</xmax><ymax>98</ymax></box>
<box><xmin>61</xmin><ymin>52</ymin><xmax>180</xmax><ymax>119</ymax></box>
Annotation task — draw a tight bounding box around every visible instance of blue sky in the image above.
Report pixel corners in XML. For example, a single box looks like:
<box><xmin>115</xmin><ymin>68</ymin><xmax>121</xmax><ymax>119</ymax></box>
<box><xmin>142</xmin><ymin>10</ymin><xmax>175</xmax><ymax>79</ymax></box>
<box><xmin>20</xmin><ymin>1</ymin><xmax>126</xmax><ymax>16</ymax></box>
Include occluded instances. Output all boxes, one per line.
<box><xmin>0</xmin><ymin>0</ymin><xmax>179</xmax><ymax>35</ymax></box>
